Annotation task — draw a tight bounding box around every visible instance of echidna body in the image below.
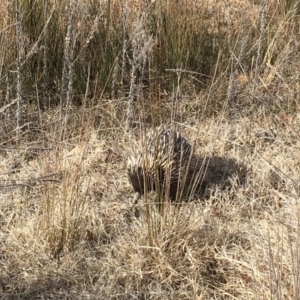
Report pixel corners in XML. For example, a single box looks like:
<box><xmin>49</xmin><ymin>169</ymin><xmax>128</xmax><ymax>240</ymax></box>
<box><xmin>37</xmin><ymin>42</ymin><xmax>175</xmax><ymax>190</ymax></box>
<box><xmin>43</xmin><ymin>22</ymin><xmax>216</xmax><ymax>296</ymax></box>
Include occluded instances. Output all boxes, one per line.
<box><xmin>127</xmin><ymin>126</ymin><xmax>193</xmax><ymax>204</ymax></box>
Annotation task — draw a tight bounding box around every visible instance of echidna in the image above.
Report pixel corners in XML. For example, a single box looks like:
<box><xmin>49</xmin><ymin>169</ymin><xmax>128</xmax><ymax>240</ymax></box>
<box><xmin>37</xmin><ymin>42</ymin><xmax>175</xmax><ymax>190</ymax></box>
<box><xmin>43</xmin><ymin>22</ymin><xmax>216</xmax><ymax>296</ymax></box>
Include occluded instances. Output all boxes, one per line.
<box><xmin>127</xmin><ymin>126</ymin><xmax>195</xmax><ymax>204</ymax></box>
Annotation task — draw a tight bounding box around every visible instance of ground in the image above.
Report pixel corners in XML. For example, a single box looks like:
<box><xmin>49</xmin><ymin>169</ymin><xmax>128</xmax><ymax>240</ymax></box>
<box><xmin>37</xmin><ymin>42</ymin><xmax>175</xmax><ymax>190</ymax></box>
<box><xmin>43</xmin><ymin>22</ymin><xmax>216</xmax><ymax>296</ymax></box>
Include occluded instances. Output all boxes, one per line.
<box><xmin>1</xmin><ymin>109</ymin><xmax>299</xmax><ymax>299</ymax></box>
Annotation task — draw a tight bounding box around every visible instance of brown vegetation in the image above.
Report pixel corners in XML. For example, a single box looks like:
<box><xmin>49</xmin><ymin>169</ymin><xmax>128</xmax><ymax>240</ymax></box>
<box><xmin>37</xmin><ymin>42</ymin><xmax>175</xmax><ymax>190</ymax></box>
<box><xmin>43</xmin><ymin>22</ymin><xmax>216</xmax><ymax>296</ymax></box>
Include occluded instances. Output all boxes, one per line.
<box><xmin>0</xmin><ymin>0</ymin><xmax>300</xmax><ymax>299</ymax></box>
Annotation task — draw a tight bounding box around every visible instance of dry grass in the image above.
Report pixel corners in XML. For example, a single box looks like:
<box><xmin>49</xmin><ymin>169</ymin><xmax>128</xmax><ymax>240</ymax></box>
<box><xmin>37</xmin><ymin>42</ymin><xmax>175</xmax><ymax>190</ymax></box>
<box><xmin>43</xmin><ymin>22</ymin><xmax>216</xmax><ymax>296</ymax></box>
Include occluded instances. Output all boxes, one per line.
<box><xmin>0</xmin><ymin>0</ymin><xmax>300</xmax><ymax>299</ymax></box>
<box><xmin>1</xmin><ymin>106</ymin><xmax>300</xmax><ymax>299</ymax></box>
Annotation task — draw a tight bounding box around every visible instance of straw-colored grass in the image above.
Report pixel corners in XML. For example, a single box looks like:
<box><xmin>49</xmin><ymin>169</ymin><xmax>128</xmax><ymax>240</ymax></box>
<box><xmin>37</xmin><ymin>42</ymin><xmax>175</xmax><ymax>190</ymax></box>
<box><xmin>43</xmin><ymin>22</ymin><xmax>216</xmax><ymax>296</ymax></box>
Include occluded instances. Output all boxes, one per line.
<box><xmin>0</xmin><ymin>0</ymin><xmax>300</xmax><ymax>299</ymax></box>
<box><xmin>1</xmin><ymin>105</ymin><xmax>299</xmax><ymax>298</ymax></box>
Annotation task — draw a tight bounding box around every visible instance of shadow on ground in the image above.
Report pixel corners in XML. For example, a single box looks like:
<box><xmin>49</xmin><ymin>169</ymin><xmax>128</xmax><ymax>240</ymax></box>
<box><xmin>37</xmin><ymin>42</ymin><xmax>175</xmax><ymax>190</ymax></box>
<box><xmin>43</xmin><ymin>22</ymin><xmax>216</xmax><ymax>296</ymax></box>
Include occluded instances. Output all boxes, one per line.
<box><xmin>188</xmin><ymin>155</ymin><xmax>249</xmax><ymax>199</ymax></box>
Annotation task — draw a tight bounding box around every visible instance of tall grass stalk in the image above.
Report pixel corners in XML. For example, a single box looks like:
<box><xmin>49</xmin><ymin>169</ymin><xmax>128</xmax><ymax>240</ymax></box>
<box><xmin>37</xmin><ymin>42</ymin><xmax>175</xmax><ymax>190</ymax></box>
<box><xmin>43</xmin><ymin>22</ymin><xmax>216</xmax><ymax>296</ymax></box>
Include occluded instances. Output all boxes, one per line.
<box><xmin>125</xmin><ymin>8</ymin><xmax>155</xmax><ymax>136</ymax></box>
<box><xmin>59</xmin><ymin>0</ymin><xmax>77</xmax><ymax>141</ymax></box>
<box><xmin>15</xmin><ymin>0</ymin><xmax>25</xmax><ymax>139</ymax></box>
